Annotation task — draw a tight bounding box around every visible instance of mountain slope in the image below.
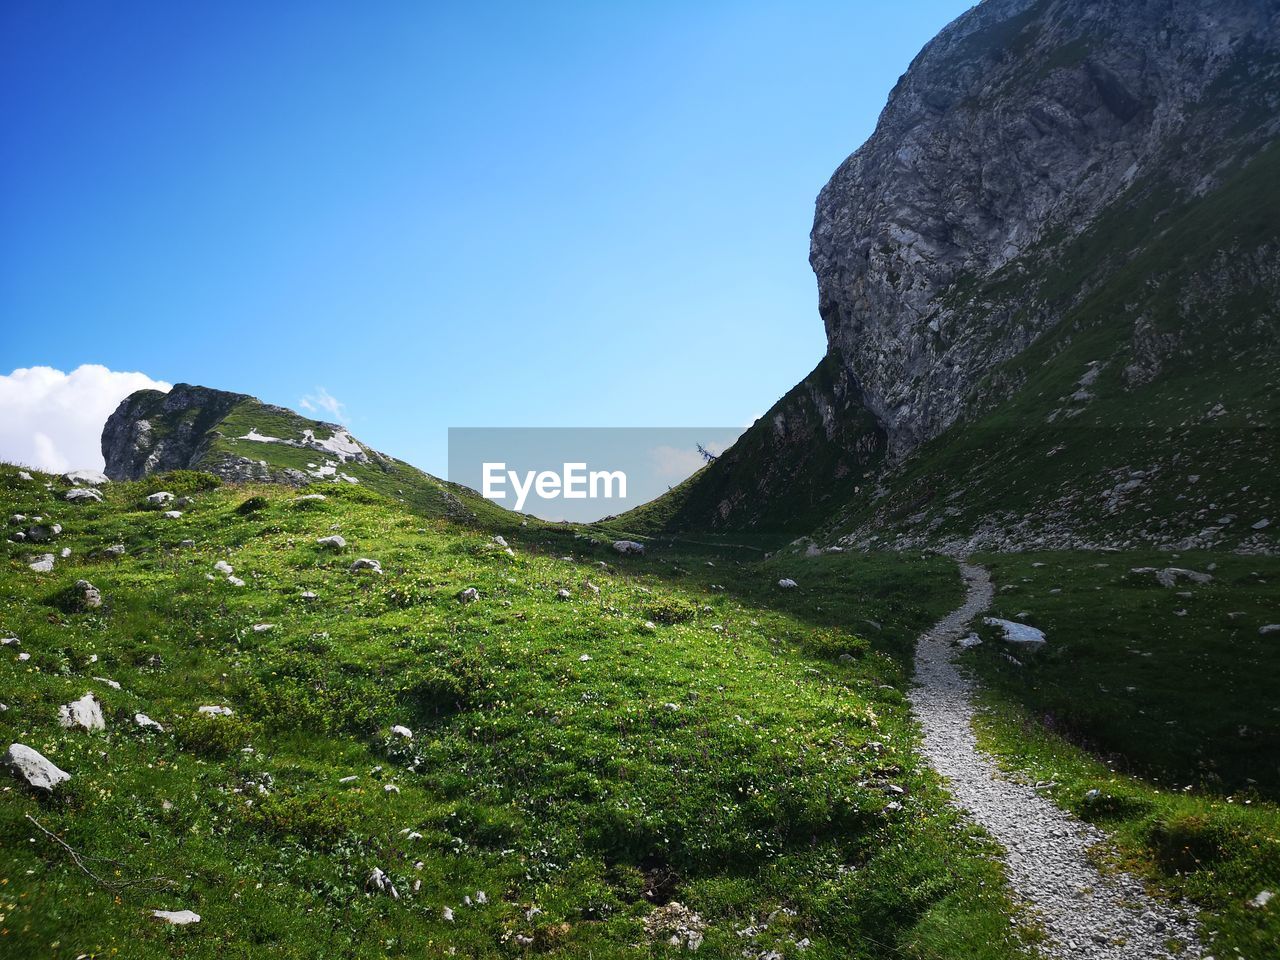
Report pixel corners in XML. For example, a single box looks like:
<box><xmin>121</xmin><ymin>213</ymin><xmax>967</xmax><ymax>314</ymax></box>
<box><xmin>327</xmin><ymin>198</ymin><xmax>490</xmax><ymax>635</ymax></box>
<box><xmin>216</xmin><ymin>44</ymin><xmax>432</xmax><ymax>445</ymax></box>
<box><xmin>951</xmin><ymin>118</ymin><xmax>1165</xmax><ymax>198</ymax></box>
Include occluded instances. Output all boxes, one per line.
<box><xmin>621</xmin><ymin>0</ymin><xmax>1280</xmax><ymax>551</ymax></box>
<box><xmin>102</xmin><ymin>383</ymin><xmax>510</xmax><ymax>526</ymax></box>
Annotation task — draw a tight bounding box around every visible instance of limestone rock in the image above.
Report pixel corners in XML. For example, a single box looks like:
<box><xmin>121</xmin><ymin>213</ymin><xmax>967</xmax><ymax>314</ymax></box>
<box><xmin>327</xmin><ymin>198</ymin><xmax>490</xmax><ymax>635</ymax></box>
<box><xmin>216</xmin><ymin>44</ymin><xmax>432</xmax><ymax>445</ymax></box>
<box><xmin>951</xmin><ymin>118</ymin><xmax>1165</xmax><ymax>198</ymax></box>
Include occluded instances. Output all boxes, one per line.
<box><xmin>6</xmin><ymin>743</ymin><xmax>71</xmax><ymax>792</ymax></box>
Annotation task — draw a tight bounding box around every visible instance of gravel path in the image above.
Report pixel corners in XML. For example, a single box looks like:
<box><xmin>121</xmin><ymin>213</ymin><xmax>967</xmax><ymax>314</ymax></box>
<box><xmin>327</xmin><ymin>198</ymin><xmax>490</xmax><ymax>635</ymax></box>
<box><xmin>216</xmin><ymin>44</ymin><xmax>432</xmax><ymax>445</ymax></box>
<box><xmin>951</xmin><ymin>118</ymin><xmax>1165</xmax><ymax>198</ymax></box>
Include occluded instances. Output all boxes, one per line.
<box><xmin>908</xmin><ymin>561</ymin><xmax>1202</xmax><ymax>959</ymax></box>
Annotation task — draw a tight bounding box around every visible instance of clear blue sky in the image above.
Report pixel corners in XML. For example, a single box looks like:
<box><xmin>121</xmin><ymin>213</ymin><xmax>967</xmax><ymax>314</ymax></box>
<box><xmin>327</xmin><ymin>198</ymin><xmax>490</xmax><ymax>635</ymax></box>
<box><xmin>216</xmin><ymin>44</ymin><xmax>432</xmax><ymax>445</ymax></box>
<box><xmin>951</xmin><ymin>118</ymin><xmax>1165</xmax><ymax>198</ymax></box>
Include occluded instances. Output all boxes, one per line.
<box><xmin>1</xmin><ymin>0</ymin><xmax>973</xmax><ymax>476</ymax></box>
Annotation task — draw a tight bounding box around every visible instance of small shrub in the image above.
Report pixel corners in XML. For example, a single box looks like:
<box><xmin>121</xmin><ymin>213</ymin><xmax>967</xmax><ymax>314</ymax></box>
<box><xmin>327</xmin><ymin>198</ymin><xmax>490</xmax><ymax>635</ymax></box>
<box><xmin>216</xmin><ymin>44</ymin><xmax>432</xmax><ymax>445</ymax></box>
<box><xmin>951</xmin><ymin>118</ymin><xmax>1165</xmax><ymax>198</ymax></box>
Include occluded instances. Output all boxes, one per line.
<box><xmin>642</xmin><ymin>596</ymin><xmax>699</xmax><ymax>625</ymax></box>
<box><xmin>173</xmin><ymin>712</ymin><xmax>256</xmax><ymax>757</ymax></box>
<box><xmin>143</xmin><ymin>470</ymin><xmax>222</xmax><ymax>496</ymax></box>
<box><xmin>243</xmin><ymin>792</ymin><xmax>352</xmax><ymax>847</ymax></box>
<box><xmin>235</xmin><ymin>495</ymin><xmax>270</xmax><ymax>515</ymax></box>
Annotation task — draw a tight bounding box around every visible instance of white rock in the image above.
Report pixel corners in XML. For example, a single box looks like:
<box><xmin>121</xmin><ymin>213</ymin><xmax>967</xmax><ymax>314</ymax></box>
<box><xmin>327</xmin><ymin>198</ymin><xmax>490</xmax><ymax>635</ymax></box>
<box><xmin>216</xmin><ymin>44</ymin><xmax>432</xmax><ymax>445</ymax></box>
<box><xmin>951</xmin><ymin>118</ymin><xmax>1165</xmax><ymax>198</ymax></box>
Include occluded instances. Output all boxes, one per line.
<box><xmin>163</xmin><ymin>510</ymin><xmax>183</xmax><ymax>519</ymax></box>
<box><xmin>339</xmin><ymin>775</ymin><xmax>358</xmax><ymax>784</ymax></box>
<box><xmin>778</xmin><ymin>578</ymin><xmax>798</xmax><ymax>589</ymax></box>
<box><xmin>18</xmin><ymin>470</ymin><xmax>33</xmax><ymax>480</ymax></box>
<box><xmin>134</xmin><ymin>713</ymin><xmax>164</xmax><ymax>732</ymax></box>
<box><xmin>442</xmin><ymin>906</ymin><xmax>454</xmax><ymax>921</ymax></box>
<box><xmin>457</xmin><ymin>586</ymin><xmax>480</xmax><ymax>603</ymax></box>
<box><xmin>956</xmin><ymin>632</ymin><xmax>983</xmax><ymax>649</ymax></box>
<box><xmin>146</xmin><ymin>491</ymin><xmax>175</xmax><ymax>505</ymax></box>
<box><xmin>317</xmin><ymin>535</ymin><xmax>347</xmax><ymax>550</ymax></box>
<box><xmin>492</xmin><ymin>535</ymin><xmax>508</xmax><ymax>548</ymax></box>
<box><xmin>1260</xmin><ymin>624</ymin><xmax>1280</xmax><ymax>636</ymax></box>
<box><xmin>579</xmin><ymin>654</ymin><xmax>592</xmax><ymax>662</ymax></box>
<box><xmin>1250</xmin><ymin>889</ymin><xmax>1274</xmax><ymax>909</ymax></box>
<box><xmin>6</xmin><ymin>743</ymin><xmax>71</xmax><ymax>791</ymax></box>
<box><xmin>28</xmin><ymin>554</ymin><xmax>55</xmax><ymax>573</ymax></box>
<box><xmin>391</xmin><ymin>725</ymin><xmax>413</xmax><ymax>739</ymax></box>
<box><xmin>198</xmin><ymin>705</ymin><xmax>234</xmax><ymax>716</ymax></box>
<box><xmin>65</xmin><ymin>469</ymin><xmax>109</xmax><ymax>486</ymax></box>
<box><xmin>65</xmin><ymin>487</ymin><xmax>103</xmax><ymax>503</ymax></box>
<box><xmin>252</xmin><ymin>623</ymin><xmax>274</xmax><ymax>633</ymax></box>
<box><xmin>1253</xmin><ymin>518</ymin><xmax>1271</xmax><ymax>531</ymax></box>
<box><xmin>94</xmin><ymin>676</ymin><xmax>121</xmax><ymax>690</ymax></box>
<box><xmin>152</xmin><ymin>909</ymin><xmax>200</xmax><ymax>925</ymax></box>
<box><xmin>294</xmin><ymin>494</ymin><xmax>327</xmax><ymax>502</ymax></box>
<box><xmin>214</xmin><ymin>561</ymin><xmax>234</xmax><ymax>574</ymax></box>
<box><xmin>983</xmin><ymin>617</ymin><xmax>1047</xmax><ymax>647</ymax></box>
<box><xmin>384</xmin><ymin>783</ymin><xmax>400</xmax><ymax>794</ymax></box>
<box><xmin>556</xmin><ymin>588</ymin><xmax>572</xmax><ymax>600</ymax></box>
<box><xmin>612</xmin><ymin>540</ymin><xmax>645</xmax><ymax>556</ymax></box>
<box><xmin>349</xmin><ymin>558</ymin><xmax>382</xmax><ymax>573</ymax></box>
<box><xmin>58</xmin><ymin>693</ymin><xmax>106</xmax><ymax>731</ymax></box>
<box><xmin>226</xmin><ymin>575</ymin><xmax>245</xmax><ymax>587</ymax></box>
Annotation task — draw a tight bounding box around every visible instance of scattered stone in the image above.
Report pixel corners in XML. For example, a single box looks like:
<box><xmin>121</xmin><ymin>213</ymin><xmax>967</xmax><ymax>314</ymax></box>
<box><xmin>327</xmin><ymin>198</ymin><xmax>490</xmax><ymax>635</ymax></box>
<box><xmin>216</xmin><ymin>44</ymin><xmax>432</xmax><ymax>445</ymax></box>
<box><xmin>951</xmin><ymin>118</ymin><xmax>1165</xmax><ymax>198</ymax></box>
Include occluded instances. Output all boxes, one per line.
<box><xmin>1130</xmin><ymin>566</ymin><xmax>1212</xmax><ymax>588</ymax></box>
<box><xmin>152</xmin><ymin>909</ymin><xmax>200</xmax><ymax>925</ymax></box>
<box><xmin>6</xmin><ymin>743</ymin><xmax>71</xmax><ymax>792</ymax></box>
<box><xmin>28</xmin><ymin>554</ymin><xmax>55</xmax><ymax>573</ymax></box>
<box><xmin>65</xmin><ymin>469</ymin><xmax>109</xmax><ymax>486</ymax></box>
<box><xmin>1260</xmin><ymin>625</ymin><xmax>1280</xmax><ymax>636</ymax></box>
<box><xmin>1250</xmin><ymin>889</ymin><xmax>1275</xmax><ymax>909</ymax></box>
<box><xmin>579</xmin><ymin>654</ymin><xmax>592</xmax><ymax>662</ymax></box>
<box><xmin>65</xmin><ymin>487</ymin><xmax>103</xmax><ymax>503</ymax></box>
<box><xmin>778</xmin><ymin>578</ymin><xmax>798</xmax><ymax>589</ymax></box>
<box><xmin>339</xmin><ymin>775</ymin><xmax>358</xmax><ymax>784</ymax></box>
<box><xmin>198</xmin><ymin>705</ymin><xmax>234</xmax><ymax>716</ymax></box>
<box><xmin>74</xmin><ymin>579</ymin><xmax>103</xmax><ymax>609</ymax></box>
<box><xmin>18</xmin><ymin>470</ymin><xmax>33</xmax><ymax>480</ymax></box>
<box><xmin>300</xmin><ymin>590</ymin><xmax>317</xmax><ymax>600</ymax></box>
<box><xmin>226</xmin><ymin>575</ymin><xmax>245</xmax><ymax>587</ymax></box>
<box><xmin>391</xmin><ymin>725</ymin><xmax>413</xmax><ymax>739</ymax></box>
<box><xmin>556</xmin><ymin>588</ymin><xmax>572</xmax><ymax>600</ymax></box>
<box><xmin>1253</xmin><ymin>518</ymin><xmax>1271</xmax><ymax>531</ymax></box>
<box><xmin>146</xmin><ymin>491</ymin><xmax>175</xmax><ymax>505</ymax></box>
<box><xmin>162</xmin><ymin>510</ymin><xmax>183</xmax><ymax>519</ymax></box>
<box><xmin>612</xmin><ymin>540</ymin><xmax>645</xmax><ymax>556</ymax></box>
<box><xmin>135</xmin><ymin>713</ymin><xmax>164</xmax><ymax>732</ymax></box>
<box><xmin>317</xmin><ymin>535</ymin><xmax>346</xmax><ymax>550</ymax></box>
<box><xmin>642</xmin><ymin>901</ymin><xmax>705</xmax><ymax>951</ymax></box>
<box><xmin>25</xmin><ymin>523</ymin><xmax>62</xmax><ymax>543</ymax></box>
<box><xmin>442</xmin><ymin>906</ymin><xmax>454</xmax><ymax>921</ymax></box>
<box><xmin>956</xmin><ymin>632</ymin><xmax>983</xmax><ymax>649</ymax></box>
<box><xmin>582</xmin><ymin>580</ymin><xmax>600</xmax><ymax>595</ymax></box>
<box><xmin>252</xmin><ymin>623</ymin><xmax>274</xmax><ymax>633</ymax></box>
<box><xmin>93</xmin><ymin>676</ymin><xmax>121</xmax><ymax>690</ymax></box>
<box><xmin>349</xmin><ymin>558</ymin><xmax>382</xmax><ymax>573</ymax></box>
<box><xmin>294</xmin><ymin>494</ymin><xmax>327</xmax><ymax>502</ymax></box>
<box><xmin>983</xmin><ymin>617</ymin><xmax>1046</xmax><ymax>648</ymax></box>
<box><xmin>492</xmin><ymin>535</ymin><xmax>508</xmax><ymax>548</ymax></box>
<box><xmin>179</xmin><ymin>539</ymin><xmax>195</xmax><ymax>548</ymax></box>
<box><xmin>214</xmin><ymin>561</ymin><xmax>234</xmax><ymax>574</ymax></box>
<box><xmin>457</xmin><ymin>587</ymin><xmax>480</xmax><ymax>603</ymax></box>
<box><xmin>103</xmin><ymin>543</ymin><xmax>126</xmax><ymax>558</ymax></box>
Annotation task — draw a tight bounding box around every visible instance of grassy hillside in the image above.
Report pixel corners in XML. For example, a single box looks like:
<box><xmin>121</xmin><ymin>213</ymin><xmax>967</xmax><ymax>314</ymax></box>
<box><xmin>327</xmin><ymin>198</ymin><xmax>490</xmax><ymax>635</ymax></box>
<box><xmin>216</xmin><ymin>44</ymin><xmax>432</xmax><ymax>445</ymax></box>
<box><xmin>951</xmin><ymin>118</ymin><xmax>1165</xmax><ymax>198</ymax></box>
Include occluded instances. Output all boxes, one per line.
<box><xmin>0</xmin><ymin>465</ymin><xmax>1035</xmax><ymax>959</ymax></box>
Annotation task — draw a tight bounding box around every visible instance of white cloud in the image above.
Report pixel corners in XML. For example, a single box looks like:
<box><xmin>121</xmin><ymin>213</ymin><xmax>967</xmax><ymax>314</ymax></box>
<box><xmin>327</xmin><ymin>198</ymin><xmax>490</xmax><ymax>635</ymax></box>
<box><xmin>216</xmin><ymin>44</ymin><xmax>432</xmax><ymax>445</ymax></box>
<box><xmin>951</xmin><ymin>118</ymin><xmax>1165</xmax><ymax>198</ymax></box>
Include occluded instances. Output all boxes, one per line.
<box><xmin>298</xmin><ymin>387</ymin><xmax>348</xmax><ymax>424</ymax></box>
<box><xmin>0</xmin><ymin>365</ymin><xmax>171</xmax><ymax>473</ymax></box>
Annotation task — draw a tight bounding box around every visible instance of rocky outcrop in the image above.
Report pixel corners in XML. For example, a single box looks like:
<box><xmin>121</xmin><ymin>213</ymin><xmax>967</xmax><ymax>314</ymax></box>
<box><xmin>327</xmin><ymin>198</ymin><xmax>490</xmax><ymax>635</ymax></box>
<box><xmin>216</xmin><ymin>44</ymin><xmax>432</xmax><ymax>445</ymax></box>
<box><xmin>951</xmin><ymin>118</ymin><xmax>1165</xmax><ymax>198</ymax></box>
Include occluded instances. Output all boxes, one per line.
<box><xmin>811</xmin><ymin>0</ymin><xmax>1280</xmax><ymax>458</ymax></box>
<box><xmin>101</xmin><ymin>384</ymin><xmax>253</xmax><ymax>481</ymax></box>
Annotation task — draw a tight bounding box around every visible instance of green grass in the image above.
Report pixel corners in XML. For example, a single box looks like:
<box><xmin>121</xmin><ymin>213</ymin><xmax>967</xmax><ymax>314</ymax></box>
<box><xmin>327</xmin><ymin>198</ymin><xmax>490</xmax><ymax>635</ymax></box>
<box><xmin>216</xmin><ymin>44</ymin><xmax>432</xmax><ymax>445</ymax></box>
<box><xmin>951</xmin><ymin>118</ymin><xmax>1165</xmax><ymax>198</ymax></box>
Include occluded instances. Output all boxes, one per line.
<box><xmin>0</xmin><ymin>465</ymin><xmax>1030</xmax><ymax>959</ymax></box>
<box><xmin>959</xmin><ymin>550</ymin><xmax>1280</xmax><ymax>957</ymax></box>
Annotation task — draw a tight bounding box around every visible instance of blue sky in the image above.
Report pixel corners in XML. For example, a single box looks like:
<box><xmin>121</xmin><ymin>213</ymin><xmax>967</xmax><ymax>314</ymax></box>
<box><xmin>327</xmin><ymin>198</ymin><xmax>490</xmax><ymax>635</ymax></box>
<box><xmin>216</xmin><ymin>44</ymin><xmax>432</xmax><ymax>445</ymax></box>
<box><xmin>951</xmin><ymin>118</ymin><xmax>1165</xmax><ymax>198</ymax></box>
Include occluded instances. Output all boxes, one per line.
<box><xmin>1</xmin><ymin>0</ymin><xmax>974</xmax><ymax>476</ymax></box>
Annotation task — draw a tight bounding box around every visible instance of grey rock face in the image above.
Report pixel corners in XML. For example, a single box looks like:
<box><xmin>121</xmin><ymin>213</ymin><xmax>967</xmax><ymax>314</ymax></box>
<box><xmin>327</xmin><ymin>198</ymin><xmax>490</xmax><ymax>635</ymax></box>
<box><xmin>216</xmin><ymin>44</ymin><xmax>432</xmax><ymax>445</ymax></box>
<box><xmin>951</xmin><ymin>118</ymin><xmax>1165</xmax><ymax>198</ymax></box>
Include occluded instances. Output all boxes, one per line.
<box><xmin>58</xmin><ymin>693</ymin><xmax>106</xmax><ymax>731</ymax></box>
<box><xmin>6</xmin><ymin>743</ymin><xmax>71</xmax><ymax>792</ymax></box>
<box><xmin>810</xmin><ymin>0</ymin><xmax>1280</xmax><ymax>458</ymax></box>
<box><xmin>101</xmin><ymin>383</ymin><xmax>252</xmax><ymax>481</ymax></box>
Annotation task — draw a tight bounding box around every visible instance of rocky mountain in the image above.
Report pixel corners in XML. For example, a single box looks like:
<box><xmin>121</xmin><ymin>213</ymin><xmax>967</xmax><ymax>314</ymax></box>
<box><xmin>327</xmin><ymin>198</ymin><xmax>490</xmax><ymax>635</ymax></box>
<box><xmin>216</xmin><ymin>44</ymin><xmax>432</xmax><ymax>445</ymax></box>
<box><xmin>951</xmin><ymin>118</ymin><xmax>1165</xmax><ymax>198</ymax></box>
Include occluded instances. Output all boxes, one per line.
<box><xmin>621</xmin><ymin>0</ymin><xmax>1280</xmax><ymax>550</ymax></box>
<box><xmin>101</xmin><ymin>383</ymin><xmax>504</xmax><ymax>523</ymax></box>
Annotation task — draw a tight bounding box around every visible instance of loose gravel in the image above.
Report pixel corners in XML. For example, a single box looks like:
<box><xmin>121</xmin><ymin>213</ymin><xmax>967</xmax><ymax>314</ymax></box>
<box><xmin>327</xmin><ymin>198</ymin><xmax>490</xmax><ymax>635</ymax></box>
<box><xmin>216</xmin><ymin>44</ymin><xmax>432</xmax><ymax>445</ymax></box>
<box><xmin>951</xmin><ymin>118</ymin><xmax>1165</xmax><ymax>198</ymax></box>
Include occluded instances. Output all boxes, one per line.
<box><xmin>909</xmin><ymin>561</ymin><xmax>1203</xmax><ymax>959</ymax></box>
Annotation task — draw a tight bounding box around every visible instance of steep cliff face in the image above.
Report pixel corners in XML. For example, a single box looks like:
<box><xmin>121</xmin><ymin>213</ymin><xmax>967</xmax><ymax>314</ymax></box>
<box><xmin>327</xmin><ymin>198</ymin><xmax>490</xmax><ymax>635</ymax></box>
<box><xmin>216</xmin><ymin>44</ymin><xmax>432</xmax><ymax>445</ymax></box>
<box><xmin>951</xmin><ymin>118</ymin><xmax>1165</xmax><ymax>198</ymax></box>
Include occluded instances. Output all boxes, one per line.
<box><xmin>102</xmin><ymin>384</ymin><xmax>255</xmax><ymax>481</ymax></box>
<box><xmin>618</xmin><ymin>0</ymin><xmax>1279</xmax><ymax>548</ymax></box>
<box><xmin>811</xmin><ymin>0</ymin><xmax>1280</xmax><ymax>458</ymax></box>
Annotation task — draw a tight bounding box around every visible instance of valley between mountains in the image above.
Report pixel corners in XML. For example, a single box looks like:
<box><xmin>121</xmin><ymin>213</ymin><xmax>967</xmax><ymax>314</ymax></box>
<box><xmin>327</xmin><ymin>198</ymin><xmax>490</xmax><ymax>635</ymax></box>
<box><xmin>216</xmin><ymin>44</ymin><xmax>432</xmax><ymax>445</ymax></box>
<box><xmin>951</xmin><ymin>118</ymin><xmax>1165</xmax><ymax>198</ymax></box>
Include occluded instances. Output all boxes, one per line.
<box><xmin>4</xmin><ymin>0</ymin><xmax>1279</xmax><ymax>957</ymax></box>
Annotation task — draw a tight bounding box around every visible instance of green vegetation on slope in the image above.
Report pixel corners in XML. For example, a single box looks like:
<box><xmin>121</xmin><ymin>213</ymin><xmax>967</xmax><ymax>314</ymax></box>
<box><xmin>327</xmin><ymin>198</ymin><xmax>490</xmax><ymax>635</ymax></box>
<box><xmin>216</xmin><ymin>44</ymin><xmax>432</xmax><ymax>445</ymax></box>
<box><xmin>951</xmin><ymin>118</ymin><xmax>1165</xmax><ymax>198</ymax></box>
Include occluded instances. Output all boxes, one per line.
<box><xmin>960</xmin><ymin>551</ymin><xmax>1280</xmax><ymax>957</ymax></box>
<box><xmin>0</xmin><ymin>466</ymin><xmax>1029</xmax><ymax>959</ymax></box>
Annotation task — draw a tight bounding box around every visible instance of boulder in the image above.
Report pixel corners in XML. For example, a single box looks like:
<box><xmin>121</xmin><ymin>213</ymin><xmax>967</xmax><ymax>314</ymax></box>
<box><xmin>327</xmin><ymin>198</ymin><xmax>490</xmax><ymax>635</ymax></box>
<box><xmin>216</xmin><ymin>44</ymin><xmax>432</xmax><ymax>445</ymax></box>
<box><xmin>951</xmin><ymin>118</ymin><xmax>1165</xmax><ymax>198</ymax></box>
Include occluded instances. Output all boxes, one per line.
<box><xmin>214</xmin><ymin>560</ymin><xmax>234</xmax><ymax>574</ymax></box>
<box><xmin>457</xmin><ymin>587</ymin><xmax>480</xmax><ymax>603</ymax></box>
<box><xmin>198</xmin><ymin>705</ymin><xmax>234</xmax><ymax>716</ymax></box>
<box><xmin>556</xmin><ymin>588</ymin><xmax>572</xmax><ymax>600</ymax></box>
<box><xmin>349</xmin><ymin>558</ymin><xmax>382</xmax><ymax>573</ymax></box>
<box><xmin>59</xmin><ymin>693</ymin><xmax>106</xmax><ymax>731</ymax></box>
<box><xmin>25</xmin><ymin>523</ymin><xmax>62</xmax><ymax>543</ymax></box>
<box><xmin>612</xmin><ymin>540</ymin><xmax>645</xmax><ymax>556</ymax></box>
<box><xmin>983</xmin><ymin>617</ymin><xmax>1047</xmax><ymax>648</ymax></box>
<box><xmin>162</xmin><ymin>510</ymin><xmax>183</xmax><ymax>519</ymax></box>
<box><xmin>317</xmin><ymin>535</ymin><xmax>347</xmax><ymax>550</ymax></box>
<box><xmin>135</xmin><ymin>713</ymin><xmax>164</xmax><ymax>732</ymax></box>
<box><xmin>64</xmin><ymin>469</ymin><xmax>110</xmax><ymax>486</ymax></box>
<box><xmin>103</xmin><ymin>543</ymin><xmax>126</xmax><ymax>558</ymax></box>
<box><xmin>778</xmin><ymin>578</ymin><xmax>798</xmax><ymax>589</ymax></box>
<box><xmin>65</xmin><ymin>487</ymin><xmax>103</xmax><ymax>503</ymax></box>
<box><xmin>956</xmin><ymin>632</ymin><xmax>983</xmax><ymax>649</ymax></box>
<box><xmin>152</xmin><ymin>909</ymin><xmax>201</xmax><ymax>925</ymax></box>
<box><xmin>146</xmin><ymin>491</ymin><xmax>175</xmax><ymax>506</ymax></box>
<box><xmin>366</xmin><ymin>867</ymin><xmax>399</xmax><ymax>898</ymax></box>
<box><xmin>74</xmin><ymin>580</ymin><xmax>103</xmax><ymax>609</ymax></box>
<box><xmin>6</xmin><ymin>743</ymin><xmax>71</xmax><ymax>792</ymax></box>
<box><xmin>1260</xmin><ymin>624</ymin><xmax>1280</xmax><ymax>636</ymax></box>
<box><xmin>492</xmin><ymin>535</ymin><xmax>508</xmax><ymax>548</ymax></box>
<box><xmin>28</xmin><ymin>554</ymin><xmax>55</xmax><ymax>573</ymax></box>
